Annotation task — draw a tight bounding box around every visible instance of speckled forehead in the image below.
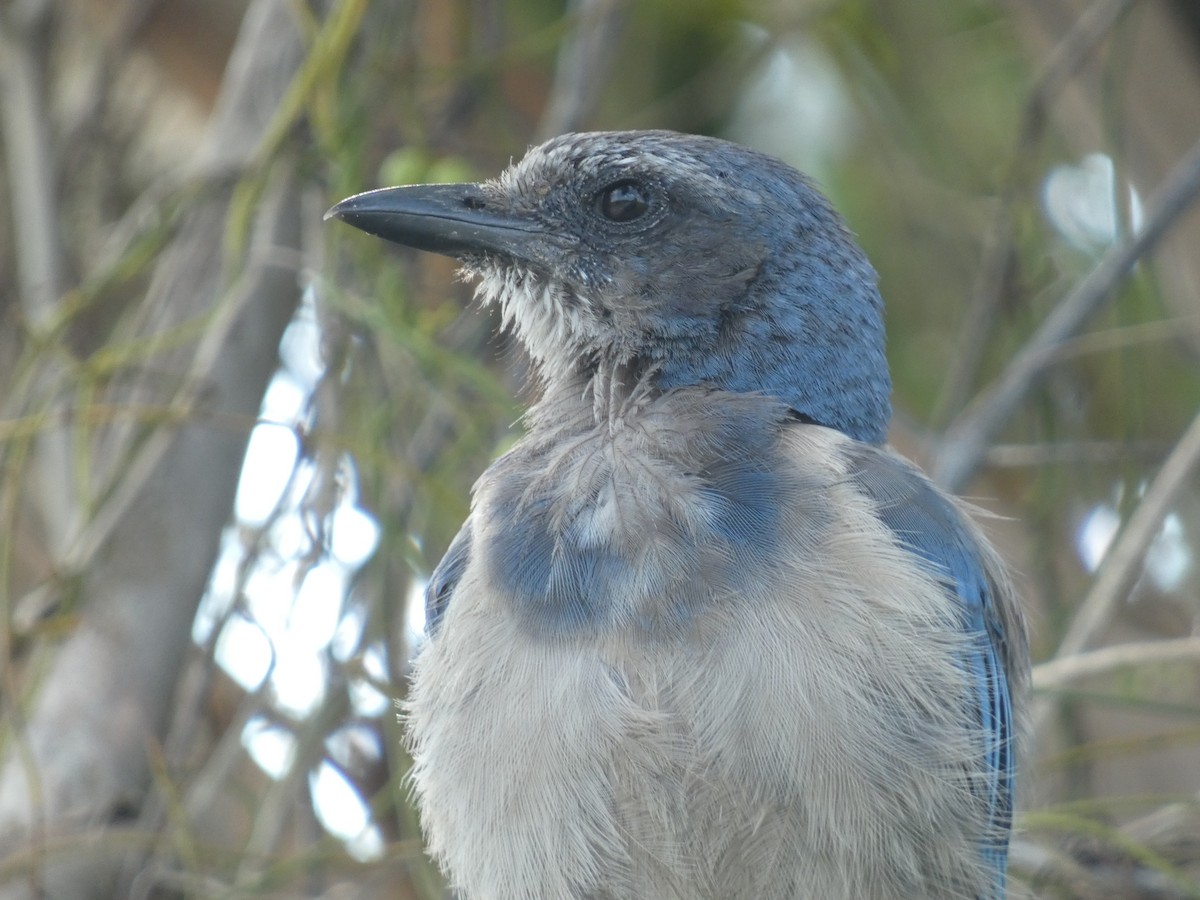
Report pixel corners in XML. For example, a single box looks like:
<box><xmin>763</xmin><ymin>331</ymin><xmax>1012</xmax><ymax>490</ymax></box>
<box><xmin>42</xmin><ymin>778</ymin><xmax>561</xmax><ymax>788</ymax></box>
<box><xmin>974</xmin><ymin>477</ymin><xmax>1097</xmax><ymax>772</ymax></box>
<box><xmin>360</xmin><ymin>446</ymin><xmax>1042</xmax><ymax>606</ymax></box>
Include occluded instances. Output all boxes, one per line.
<box><xmin>492</xmin><ymin>132</ymin><xmax>716</xmax><ymax>197</ymax></box>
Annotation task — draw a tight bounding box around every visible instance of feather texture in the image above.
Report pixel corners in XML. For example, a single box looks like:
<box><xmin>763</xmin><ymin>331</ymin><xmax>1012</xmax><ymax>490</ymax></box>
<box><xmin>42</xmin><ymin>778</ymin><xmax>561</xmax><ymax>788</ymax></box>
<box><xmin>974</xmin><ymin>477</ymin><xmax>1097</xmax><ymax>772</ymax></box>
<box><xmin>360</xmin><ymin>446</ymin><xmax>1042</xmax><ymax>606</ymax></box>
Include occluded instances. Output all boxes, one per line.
<box><xmin>407</xmin><ymin>391</ymin><xmax>1026</xmax><ymax>899</ymax></box>
<box><xmin>329</xmin><ymin>129</ymin><xmax>1030</xmax><ymax>900</ymax></box>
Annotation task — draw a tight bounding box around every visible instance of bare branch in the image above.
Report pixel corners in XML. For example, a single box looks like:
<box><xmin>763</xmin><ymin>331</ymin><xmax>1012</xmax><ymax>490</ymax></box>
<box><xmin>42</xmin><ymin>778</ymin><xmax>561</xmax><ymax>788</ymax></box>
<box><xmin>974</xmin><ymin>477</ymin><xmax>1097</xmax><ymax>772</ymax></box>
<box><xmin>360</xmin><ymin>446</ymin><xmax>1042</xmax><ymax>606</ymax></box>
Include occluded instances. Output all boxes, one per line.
<box><xmin>0</xmin><ymin>1</ymin><xmax>308</xmax><ymax>895</ymax></box>
<box><xmin>933</xmin><ymin>135</ymin><xmax>1200</xmax><ymax>492</ymax></box>
<box><xmin>985</xmin><ymin>439</ymin><xmax>1170</xmax><ymax>468</ymax></box>
<box><xmin>1030</xmin><ymin>408</ymin><xmax>1200</xmax><ymax>738</ymax></box>
<box><xmin>935</xmin><ymin>0</ymin><xmax>1139</xmax><ymax>425</ymax></box>
<box><xmin>1033</xmin><ymin>637</ymin><xmax>1200</xmax><ymax>692</ymax></box>
<box><xmin>0</xmin><ymin>0</ymin><xmax>83</xmax><ymax>560</ymax></box>
<box><xmin>1055</xmin><ymin>408</ymin><xmax>1200</xmax><ymax>659</ymax></box>
<box><xmin>0</xmin><ymin>0</ymin><xmax>64</xmax><ymax>327</ymax></box>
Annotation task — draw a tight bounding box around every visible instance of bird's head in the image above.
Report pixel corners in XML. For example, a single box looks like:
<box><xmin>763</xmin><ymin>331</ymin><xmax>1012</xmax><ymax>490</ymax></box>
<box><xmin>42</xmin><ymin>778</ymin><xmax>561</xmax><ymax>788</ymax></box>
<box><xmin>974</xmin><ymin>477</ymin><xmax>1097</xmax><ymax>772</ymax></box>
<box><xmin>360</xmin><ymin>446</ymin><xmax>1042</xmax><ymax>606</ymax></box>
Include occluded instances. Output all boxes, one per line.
<box><xmin>328</xmin><ymin>130</ymin><xmax>892</xmax><ymax>443</ymax></box>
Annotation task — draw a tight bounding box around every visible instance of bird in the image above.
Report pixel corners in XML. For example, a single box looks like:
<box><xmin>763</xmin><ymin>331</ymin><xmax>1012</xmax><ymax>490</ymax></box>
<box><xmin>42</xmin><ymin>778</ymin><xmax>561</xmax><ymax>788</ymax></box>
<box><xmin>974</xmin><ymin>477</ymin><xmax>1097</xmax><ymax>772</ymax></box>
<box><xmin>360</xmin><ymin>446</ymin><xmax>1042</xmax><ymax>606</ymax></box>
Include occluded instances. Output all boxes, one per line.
<box><xmin>327</xmin><ymin>130</ymin><xmax>1029</xmax><ymax>900</ymax></box>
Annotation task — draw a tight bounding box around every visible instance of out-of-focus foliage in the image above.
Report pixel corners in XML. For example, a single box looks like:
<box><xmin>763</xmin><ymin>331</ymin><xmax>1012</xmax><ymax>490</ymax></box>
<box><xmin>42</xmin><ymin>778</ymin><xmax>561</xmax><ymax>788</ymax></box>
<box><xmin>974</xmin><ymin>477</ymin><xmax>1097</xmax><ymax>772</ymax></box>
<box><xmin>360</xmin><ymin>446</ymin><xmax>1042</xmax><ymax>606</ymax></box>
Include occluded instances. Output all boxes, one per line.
<box><xmin>2</xmin><ymin>0</ymin><xmax>1199</xmax><ymax>896</ymax></box>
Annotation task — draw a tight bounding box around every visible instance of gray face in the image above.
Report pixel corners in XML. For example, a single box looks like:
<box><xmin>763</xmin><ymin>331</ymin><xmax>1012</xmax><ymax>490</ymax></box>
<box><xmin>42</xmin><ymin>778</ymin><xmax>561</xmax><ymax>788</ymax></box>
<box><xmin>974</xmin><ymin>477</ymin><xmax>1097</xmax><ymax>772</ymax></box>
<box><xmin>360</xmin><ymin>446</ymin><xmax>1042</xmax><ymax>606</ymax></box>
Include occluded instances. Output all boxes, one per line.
<box><xmin>460</xmin><ymin>131</ymin><xmax>774</xmax><ymax>369</ymax></box>
<box><xmin>328</xmin><ymin>130</ymin><xmax>893</xmax><ymax>444</ymax></box>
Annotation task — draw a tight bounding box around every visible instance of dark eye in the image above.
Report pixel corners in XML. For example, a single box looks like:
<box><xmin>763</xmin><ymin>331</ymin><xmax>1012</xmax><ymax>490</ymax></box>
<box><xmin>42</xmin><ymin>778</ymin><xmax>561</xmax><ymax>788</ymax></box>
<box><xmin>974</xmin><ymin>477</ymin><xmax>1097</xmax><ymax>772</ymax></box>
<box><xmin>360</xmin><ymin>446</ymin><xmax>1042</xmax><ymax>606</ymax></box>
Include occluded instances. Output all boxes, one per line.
<box><xmin>595</xmin><ymin>180</ymin><xmax>650</xmax><ymax>223</ymax></box>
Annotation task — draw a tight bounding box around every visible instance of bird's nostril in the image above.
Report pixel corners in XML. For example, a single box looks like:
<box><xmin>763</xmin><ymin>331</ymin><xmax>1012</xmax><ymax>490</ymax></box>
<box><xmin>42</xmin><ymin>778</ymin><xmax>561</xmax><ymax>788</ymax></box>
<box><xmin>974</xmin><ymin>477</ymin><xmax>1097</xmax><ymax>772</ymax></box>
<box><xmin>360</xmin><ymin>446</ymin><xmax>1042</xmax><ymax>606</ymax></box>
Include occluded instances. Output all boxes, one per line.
<box><xmin>462</xmin><ymin>195</ymin><xmax>486</xmax><ymax>210</ymax></box>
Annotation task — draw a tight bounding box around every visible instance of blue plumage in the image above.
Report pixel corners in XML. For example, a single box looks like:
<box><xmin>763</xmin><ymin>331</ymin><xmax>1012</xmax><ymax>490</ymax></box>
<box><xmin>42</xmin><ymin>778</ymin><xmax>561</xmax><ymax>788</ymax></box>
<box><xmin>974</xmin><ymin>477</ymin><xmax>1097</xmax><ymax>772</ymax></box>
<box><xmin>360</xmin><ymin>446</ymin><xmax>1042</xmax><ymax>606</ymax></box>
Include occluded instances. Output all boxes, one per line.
<box><xmin>330</xmin><ymin>130</ymin><xmax>1029</xmax><ymax>900</ymax></box>
<box><xmin>847</xmin><ymin>445</ymin><xmax>1017</xmax><ymax>895</ymax></box>
<box><xmin>425</xmin><ymin>522</ymin><xmax>471</xmax><ymax>634</ymax></box>
<box><xmin>471</xmin><ymin>393</ymin><xmax>792</xmax><ymax>635</ymax></box>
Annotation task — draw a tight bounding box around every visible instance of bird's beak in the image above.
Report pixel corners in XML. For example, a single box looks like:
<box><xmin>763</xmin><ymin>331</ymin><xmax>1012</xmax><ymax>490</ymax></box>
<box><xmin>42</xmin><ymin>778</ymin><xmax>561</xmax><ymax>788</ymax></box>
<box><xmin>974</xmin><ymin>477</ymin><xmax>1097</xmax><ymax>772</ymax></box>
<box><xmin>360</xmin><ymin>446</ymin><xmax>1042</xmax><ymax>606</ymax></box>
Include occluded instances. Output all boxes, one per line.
<box><xmin>325</xmin><ymin>183</ymin><xmax>546</xmax><ymax>260</ymax></box>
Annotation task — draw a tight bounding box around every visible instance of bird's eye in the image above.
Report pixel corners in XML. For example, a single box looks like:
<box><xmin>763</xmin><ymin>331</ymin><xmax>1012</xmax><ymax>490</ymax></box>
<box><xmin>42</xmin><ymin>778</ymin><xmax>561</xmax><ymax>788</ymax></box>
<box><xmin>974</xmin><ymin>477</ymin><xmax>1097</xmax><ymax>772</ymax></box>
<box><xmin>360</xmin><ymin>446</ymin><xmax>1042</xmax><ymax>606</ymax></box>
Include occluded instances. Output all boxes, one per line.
<box><xmin>595</xmin><ymin>180</ymin><xmax>650</xmax><ymax>223</ymax></box>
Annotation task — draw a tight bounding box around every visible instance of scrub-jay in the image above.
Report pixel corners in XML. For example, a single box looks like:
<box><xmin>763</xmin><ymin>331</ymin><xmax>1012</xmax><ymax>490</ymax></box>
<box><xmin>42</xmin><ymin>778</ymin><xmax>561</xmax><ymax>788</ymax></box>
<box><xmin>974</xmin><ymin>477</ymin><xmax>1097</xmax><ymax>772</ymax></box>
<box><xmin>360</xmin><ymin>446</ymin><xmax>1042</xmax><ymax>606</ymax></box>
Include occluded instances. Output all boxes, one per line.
<box><xmin>328</xmin><ymin>130</ymin><xmax>1029</xmax><ymax>900</ymax></box>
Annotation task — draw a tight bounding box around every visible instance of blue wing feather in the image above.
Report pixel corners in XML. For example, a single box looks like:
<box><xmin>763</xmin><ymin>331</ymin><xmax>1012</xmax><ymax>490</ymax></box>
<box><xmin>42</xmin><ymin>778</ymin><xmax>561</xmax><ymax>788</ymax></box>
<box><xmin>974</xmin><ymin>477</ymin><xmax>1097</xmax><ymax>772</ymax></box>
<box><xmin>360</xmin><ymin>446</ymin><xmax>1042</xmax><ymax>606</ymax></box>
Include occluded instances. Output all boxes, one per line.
<box><xmin>847</xmin><ymin>446</ymin><xmax>1014</xmax><ymax>897</ymax></box>
<box><xmin>425</xmin><ymin>523</ymin><xmax>472</xmax><ymax>635</ymax></box>
<box><xmin>423</xmin><ymin>442</ymin><xmax>1016</xmax><ymax>894</ymax></box>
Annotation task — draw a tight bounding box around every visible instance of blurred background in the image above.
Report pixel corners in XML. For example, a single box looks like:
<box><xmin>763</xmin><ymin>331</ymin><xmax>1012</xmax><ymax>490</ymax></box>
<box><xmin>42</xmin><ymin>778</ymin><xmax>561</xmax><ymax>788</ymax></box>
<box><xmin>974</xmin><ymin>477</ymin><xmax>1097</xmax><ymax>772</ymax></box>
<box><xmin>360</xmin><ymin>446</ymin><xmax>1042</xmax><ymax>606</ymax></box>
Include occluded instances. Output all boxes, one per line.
<box><xmin>1</xmin><ymin>0</ymin><xmax>1199</xmax><ymax>896</ymax></box>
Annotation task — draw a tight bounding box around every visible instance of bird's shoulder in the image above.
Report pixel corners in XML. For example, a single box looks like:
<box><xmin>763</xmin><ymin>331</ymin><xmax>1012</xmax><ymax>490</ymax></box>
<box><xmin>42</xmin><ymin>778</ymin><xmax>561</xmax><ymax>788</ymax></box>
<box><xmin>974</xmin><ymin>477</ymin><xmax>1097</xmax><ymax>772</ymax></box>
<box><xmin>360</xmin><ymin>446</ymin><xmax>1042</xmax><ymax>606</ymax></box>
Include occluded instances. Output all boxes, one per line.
<box><xmin>426</xmin><ymin>392</ymin><xmax>1026</xmax><ymax>674</ymax></box>
<box><xmin>839</xmin><ymin>441</ymin><xmax>1028</xmax><ymax>684</ymax></box>
<box><xmin>424</xmin><ymin>523</ymin><xmax>472</xmax><ymax>635</ymax></box>
<box><xmin>426</xmin><ymin>387</ymin><xmax>844</xmax><ymax>635</ymax></box>
<box><xmin>840</xmin><ymin>441</ymin><xmax>1028</xmax><ymax>888</ymax></box>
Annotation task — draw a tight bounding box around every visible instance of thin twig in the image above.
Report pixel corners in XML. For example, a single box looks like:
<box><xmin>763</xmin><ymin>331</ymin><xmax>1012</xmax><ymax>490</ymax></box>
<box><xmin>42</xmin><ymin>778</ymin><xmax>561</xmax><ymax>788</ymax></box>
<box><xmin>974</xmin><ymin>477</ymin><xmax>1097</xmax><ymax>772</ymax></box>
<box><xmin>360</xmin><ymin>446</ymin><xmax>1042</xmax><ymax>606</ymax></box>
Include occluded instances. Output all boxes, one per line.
<box><xmin>1008</xmin><ymin>835</ymin><xmax>1115</xmax><ymax>898</ymax></box>
<box><xmin>933</xmin><ymin>135</ymin><xmax>1200</xmax><ymax>492</ymax></box>
<box><xmin>1024</xmin><ymin>0</ymin><xmax>1139</xmax><ymax>133</ymax></box>
<box><xmin>1030</xmin><ymin>408</ymin><xmax>1200</xmax><ymax>738</ymax></box>
<box><xmin>1055</xmin><ymin>408</ymin><xmax>1200</xmax><ymax>660</ymax></box>
<box><xmin>934</xmin><ymin>0</ymin><xmax>1139</xmax><ymax>425</ymax></box>
<box><xmin>1048</xmin><ymin>313</ymin><xmax>1200</xmax><ymax>361</ymax></box>
<box><xmin>985</xmin><ymin>439</ymin><xmax>1169</xmax><ymax>467</ymax></box>
<box><xmin>0</xmin><ymin>0</ymin><xmax>63</xmax><ymax>326</ymax></box>
<box><xmin>0</xmin><ymin>0</ymin><xmax>83</xmax><ymax>565</ymax></box>
<box><xmin>1034</xmin><ymin>637</ymin><xmax>1200</xmax><ymax>692</ymax></box>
